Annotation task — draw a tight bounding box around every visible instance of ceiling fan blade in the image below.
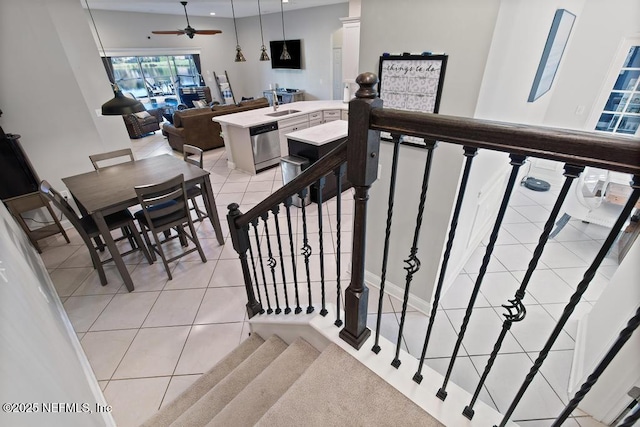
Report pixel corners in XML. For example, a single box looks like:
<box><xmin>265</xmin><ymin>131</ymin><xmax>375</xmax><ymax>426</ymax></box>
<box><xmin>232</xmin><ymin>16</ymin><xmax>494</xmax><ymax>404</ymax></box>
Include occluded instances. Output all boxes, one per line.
<box><xmin>193</xmin><ymin>30</ymin><xmax>222</xmax><ymax>35</ymax></box>
<box><xmin>152</xmin><ymin>30</ymin><xmax>185</xmax><ymax>35</ymax></box>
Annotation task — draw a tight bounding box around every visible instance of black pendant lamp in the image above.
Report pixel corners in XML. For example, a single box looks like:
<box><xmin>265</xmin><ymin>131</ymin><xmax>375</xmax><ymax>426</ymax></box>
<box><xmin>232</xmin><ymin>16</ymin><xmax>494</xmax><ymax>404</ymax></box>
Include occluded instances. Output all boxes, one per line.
<box><xmin>231</xmin><ymin>0</ymin><xmax>246</xmax><ymax>62</ymax></box>
<box><xmin>257</xmin><ymin>0</ymin><xmax>269</xmax><ymax>61</ymax></box>
<box><xmin>279</xmin><ymin>0</ymin><xmax>291</xmax><ymax>60</ymax></box>
<box><xmin>85</xmin><ymin>0</ymin><xmax>145</xmax><ymax>115</ymax></box>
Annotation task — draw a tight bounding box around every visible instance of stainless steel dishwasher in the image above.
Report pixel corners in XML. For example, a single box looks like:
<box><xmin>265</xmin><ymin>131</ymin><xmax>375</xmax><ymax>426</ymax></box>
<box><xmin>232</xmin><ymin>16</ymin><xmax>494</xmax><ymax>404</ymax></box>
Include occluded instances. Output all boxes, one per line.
<box><xmin>249</xmin><ymin>121</ymin><xmax>281</xmax><ymax>172</ymax></box>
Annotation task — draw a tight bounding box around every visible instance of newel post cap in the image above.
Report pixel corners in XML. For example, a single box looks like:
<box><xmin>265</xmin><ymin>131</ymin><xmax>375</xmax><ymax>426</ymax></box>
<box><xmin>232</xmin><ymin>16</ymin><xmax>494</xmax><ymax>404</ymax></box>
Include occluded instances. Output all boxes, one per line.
<box><xmin>355</xmin><ymin>72</ymin><xmax>378</xmax><ymax>99</ymax></box>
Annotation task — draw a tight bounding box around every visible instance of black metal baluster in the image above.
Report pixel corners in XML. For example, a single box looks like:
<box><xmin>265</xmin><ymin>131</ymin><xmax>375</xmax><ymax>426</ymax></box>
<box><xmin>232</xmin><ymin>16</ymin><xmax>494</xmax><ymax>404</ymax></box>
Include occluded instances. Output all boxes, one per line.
<box><xmin>284</xmin><ymin>196</ymin><xmax>302</xmax><ymax>314</ymax></box>
<box><xmin>391</xmin><ymin>140</ymin><xmax>437</xmax><ymax>368</ymax></box>
<box><xmin>496</xmin><ymin>175</ymin><xmax>640</xmax><ymax>427</ymax></box>
<box><xmin>317</xmin><ymin>176</ymin><xmax>328</xmax><ymax>316</ymax></box>
<box><xmin>552</xmin><ymin>306</ymin><xmax>640</xmax><ymax>426</ymax></box>
<box><xmin>462</xmin><ymin>164</ymin><xmax>583</xmax><ymax>419</ymax></box>
<box><xmin>619</xmin><ymin>405</ymin><xmax>640</xmax><ymax>427</ymax></box>
<box><xmin>372</xmin><ymin>134</ymin><xmax>401</xmax><ymax>354</ymax></box>
<box><xmin>247</xmin><ymin>243</ymin><xmax>265</xmax><ymax>314</ymax></box>
<box><xmin>300</xmin><ymin>188</ymin><xmax>314</xmax><ymax>313</ymax></box>
<box><xmin>271</xmin><ymin>205</ymin><xmax>291</xmax><ymax>314</ymax></box>
<box><xmin>413</xmin><ymin>146</ymin><xmax>477</xmax><ymax>379</ymax></box>
<box><xmin>251</xmin><ymin>218</ymin><xmax>272</xmax><ymax>314</ymax></box>
<box><xmin>437</xmin><ymin>154</ymin><xmax>526</xmax><ymax>400</ymax></box>
<box><xmin>261</xmin><ymin>212</ymin><xmax>281</xmax><ymax>314</ymax></box>
<box><xmin>334</xmin><ymin>164</ymin><xmax>346</xmax><ymax>327</ymax></box>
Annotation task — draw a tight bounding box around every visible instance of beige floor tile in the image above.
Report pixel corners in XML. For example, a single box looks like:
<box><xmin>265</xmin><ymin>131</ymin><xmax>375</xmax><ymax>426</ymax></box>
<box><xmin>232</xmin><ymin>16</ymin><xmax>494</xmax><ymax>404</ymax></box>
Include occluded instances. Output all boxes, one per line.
<box><xmin>72</xmin><ymin>265</ymin><xmax>134</xmax><ymax>296</ymax></box>
<box><xmin>39</xmin><ymin>244</ymin><xmax>82</xmax><ymax>269</ymax></box>
<box><xmin>62</xmin><ymin>295</ymin><xmax>114</xmax><ymax>332</ymax></box>
<box><xmin>81</xmin><ymin>329</ymin><xmax>138</xmax><ymax>380</ymax></box>
<box><xmin>194</xmin><ymin>287</ymin><xmax>247</xmax><ymax>324</ymax></box>
<box><xmin>164</xmin><ymin>261</ymin><xmax>216</xmax><ymax>290</ymax></box>
<box><xmin>49</xmin><ymin>267</ymin><xmax>93</xmax><ymax>297</ymax></box>
<box><xmin>160</xmin><ymin>374</ymin><xmax>201</xmax><ymax>408</ymax></box>
<box><xmin>113</xmin><ymin>326</ymin><xmax>190</xmax><ymax>379</ymax></box>
<box><xmin>143</xmin><ymin>289</ymin><xmax>206</xmax><ymax>327</ymax></box>
<box><xmin>104</xmin><ymin>376</ymin><xmax>170</xmax><ymax>427</ymax></box>
<box><xmin>123</xmin><ymin>262</ymin><xmax>172</xmax><ymax>293</ymax></box>
<box><xmin>90</xmin><ymin>292</ymin><xmax>159</xmax><ymax>331</ymax></box>
<box><xmin>209</xmin><ymin>258</ymin><xmax>245</xmax><ymax>287</ymax></box>
<box><xmin>174</xmin><ymin>323</ymin><xmax>244</xmax><ymax>375</ymax></box>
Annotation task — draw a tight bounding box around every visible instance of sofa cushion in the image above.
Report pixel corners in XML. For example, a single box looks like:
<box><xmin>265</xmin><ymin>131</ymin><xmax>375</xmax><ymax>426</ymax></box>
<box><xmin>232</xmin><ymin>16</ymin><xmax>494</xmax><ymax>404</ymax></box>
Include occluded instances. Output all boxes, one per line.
<box><xmin>134</xmin><ymin>111</ymin><xmax>151</xmax><ymax>119</ymax></box>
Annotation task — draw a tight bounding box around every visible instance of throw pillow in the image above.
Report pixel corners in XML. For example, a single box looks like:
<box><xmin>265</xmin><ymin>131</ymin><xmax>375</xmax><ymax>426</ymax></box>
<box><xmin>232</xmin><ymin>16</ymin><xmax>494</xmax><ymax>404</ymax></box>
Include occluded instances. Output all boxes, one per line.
<box><xmin>134</xmin><ymin>111</ymin><xmax>151</xmax><ymax>119</ymax></box>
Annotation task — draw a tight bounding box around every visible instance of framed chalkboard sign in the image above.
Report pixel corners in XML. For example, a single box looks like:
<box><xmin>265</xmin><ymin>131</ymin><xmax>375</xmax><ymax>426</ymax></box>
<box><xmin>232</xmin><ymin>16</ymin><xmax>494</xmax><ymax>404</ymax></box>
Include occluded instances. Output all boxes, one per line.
<box><xmin>378</xmin><ymin>54</ymin><xmax>448</xmax><ymax>146</ymax></box>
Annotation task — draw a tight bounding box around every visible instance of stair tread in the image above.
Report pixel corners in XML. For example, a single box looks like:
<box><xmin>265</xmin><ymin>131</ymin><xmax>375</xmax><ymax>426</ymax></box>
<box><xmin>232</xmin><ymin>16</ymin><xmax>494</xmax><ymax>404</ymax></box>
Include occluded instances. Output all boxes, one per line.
<box><xmin>169</xmin><ymin>334</ymin><xmax>288</xmax><ymax>427</ymax></box>
<box><xmin>140</xmin><ymin>333</ymin><xmax>265</xmax><ymax>427</ymax></box>
<box><xmin>256</xmin><ymin>343</ymin><xmax>443</xmax><ymax>427</ymax></box>
<box><xmin>207</xmin><ymin>337</ymin><xmax>320</xmax><ymax>427</ymax></box>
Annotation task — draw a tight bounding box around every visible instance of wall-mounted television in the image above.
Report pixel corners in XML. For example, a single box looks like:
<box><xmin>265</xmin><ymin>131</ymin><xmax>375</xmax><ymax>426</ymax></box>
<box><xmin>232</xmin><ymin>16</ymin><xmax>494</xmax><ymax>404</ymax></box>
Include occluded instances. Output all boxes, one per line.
<box><xmin>270</xmin><ymin>40</ymin><xmax>302</xmax><ymax>69</ymax></box>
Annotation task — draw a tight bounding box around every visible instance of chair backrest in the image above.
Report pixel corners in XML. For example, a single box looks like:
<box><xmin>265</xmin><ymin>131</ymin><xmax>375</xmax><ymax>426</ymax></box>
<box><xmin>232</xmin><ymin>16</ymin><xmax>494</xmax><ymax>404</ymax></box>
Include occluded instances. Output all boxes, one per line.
<box><xmin>182</xmin><ymin>144</ymin><xmax>203</xmax><ymax>169</ymax></box>
<box><xmin>39</xmin><ymin>180</ymin><xmax>93</xmax><ymax>246</ymax></box>
<box><xmin>134</xmin><ymin>174</ymin><xmax>189</xmax><ymax>228</ymax></box>
<box><xmin>89</xmin><ymin>148</ymin><xmax>135</xmax><ymax>170</ymax></box>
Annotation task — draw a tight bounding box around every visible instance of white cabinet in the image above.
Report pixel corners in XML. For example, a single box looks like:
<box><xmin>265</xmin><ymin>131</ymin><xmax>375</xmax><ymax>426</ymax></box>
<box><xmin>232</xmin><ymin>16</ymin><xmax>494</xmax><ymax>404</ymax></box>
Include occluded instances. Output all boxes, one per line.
<box><xmin>309</xmin><ymin>111</ymin><xmax>322</xmax><ymax>126</ymax></box>
<box><xmin>323</xmin><ymin>109</ymin><xmax>341</xmax><ymax>123</ymax></box>
<box><xmin>278</xmin><ymin>114</ymin><xmax>309</xmax><ymax>157</ymax></box>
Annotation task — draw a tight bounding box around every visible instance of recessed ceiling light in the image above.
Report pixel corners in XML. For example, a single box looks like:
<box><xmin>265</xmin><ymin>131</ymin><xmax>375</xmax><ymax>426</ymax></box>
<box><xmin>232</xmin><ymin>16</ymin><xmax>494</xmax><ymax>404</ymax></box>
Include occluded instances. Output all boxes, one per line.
<box><xmin>282</xmin><ymin>0</ymin><xmax>289</xmax><ymax>3</ymax></box>
<box><xmin>209</xmin><ymin>12</ymin><xmax>216</xmax><ymax>15</ymax></box>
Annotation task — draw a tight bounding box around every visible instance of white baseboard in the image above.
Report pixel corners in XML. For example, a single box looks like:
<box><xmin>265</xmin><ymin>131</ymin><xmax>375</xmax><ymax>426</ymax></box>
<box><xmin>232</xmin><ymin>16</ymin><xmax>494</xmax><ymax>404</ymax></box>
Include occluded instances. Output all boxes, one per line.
<box><xmin>364</xmin><ymin>270</ymin><xmax>432</xmax><ymax>315</ymax></box>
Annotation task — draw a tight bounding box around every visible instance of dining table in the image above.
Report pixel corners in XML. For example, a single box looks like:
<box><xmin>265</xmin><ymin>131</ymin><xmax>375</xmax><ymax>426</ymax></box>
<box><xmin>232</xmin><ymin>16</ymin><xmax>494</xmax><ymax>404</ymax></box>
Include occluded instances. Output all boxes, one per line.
<box><xmin>62</xmin><ymin>154</ymin><xmax>224</xmax><ymax>292</ymax></box>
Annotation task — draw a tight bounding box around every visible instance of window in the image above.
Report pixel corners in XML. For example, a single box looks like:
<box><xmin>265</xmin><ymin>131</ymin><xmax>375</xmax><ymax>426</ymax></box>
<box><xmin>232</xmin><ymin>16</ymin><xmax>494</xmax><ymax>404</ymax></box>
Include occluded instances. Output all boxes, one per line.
<box><xmin>107</xmin><ymin>55</ymin><xmax>202</xmax><ymax>105</ymax></box>
<box><xmin>595</xmin><ymin>45</ymin><xmax>640</xmax><ymax>135</ymax></box>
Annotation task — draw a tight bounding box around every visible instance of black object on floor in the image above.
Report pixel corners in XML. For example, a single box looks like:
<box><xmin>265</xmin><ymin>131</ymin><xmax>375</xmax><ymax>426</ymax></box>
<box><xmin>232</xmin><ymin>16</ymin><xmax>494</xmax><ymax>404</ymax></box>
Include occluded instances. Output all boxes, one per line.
<box><xmin>523</xmin><ymin>177</ymin><xmax>551</xmax><ymax>191</ymax></box>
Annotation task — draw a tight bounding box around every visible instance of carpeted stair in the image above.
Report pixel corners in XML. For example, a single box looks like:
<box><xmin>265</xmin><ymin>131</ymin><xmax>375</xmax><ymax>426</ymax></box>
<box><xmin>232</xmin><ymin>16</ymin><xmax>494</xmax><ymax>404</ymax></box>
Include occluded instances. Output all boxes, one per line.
<box><xmin>142</xmin><ymin>333</ymin><xmax>442</xmax><ymax>427</ymax></box>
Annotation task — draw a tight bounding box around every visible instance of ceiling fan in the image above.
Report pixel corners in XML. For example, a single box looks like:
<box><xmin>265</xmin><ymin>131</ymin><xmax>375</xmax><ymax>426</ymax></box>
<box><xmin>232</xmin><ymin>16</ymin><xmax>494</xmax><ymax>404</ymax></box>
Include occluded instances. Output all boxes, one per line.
<box><xmin>152</xmin><ymin>1</ymin><xmax>222</xmax><ymax>39</ymax></box>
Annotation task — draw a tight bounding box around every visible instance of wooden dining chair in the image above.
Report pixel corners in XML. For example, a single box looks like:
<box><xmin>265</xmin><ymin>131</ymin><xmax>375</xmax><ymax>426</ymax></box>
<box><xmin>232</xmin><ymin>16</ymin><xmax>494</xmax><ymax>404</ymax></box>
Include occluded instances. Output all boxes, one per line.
<box><xmin>39</xmin><ymin>180</ymin><xmax>152</xmax><ymax>287</ymax></box>
<box><xmin>182</xmin><ymin>144</ymin><xmax>208</xmax><ymax>222</ymax></box>
<box><xmin>89</xmin><ymin>148</ymin><xmax>135</xmax><ymax>170</ymax></box>
<box><xmin>134</xmin><ymin>174</ymin><xmax>206</xmax><ymax>280</ymax></box>
<box><xmin>87</xmin><ymin>148</ymin><xmax>138</xmax><ymax>248</ymax></box>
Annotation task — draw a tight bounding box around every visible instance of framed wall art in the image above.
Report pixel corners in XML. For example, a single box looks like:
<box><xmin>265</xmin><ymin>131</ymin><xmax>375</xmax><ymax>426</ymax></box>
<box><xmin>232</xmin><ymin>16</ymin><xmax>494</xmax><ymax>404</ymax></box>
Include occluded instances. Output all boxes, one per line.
<box><xmin>378</xmin><ymin>53</ymin><xmax>448</xmax><ymax>146</ymax></box>
<box><xmin>528</xmin><ymin>9</ymin><xmax>576</xmax><ymax>102</ymax></box>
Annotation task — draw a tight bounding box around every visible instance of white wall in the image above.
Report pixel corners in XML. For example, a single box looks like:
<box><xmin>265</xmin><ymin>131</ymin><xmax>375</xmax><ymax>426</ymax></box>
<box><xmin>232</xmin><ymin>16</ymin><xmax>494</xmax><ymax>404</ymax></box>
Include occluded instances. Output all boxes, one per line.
<box><xmin>543</xmin><ymin>0</ymin><xmax>640</xmax><ymax>130</ymax></box>
<box><xmin>0</xmin><ymin>203</ymin><xmax>114</xmax><ymax>427</ymax></box>
<box><xmin>234</xmin><ymin>4</ymin><xmax>348</xmax><ymax>101</ymax></box>
<box><xmin>0</xmin><ymin>0</ymin><xmax>132</xmax><ymax>194</ymax></box>
<box><xmin>358</xmin><ymin>0</ymin><xmax>503</xmax><ymax>305</ymax></box>
<box><xmin>90</xmin><ymin>4</ymin><xmax>347</xmax><ymax>103</ymax></box>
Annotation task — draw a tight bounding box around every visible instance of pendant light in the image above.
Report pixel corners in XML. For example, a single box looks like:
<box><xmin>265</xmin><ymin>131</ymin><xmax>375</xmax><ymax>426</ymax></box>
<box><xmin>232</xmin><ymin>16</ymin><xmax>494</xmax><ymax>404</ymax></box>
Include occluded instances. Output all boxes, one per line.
<box><xmin>257</xmin><ymin>0</ymin><xmax>269</xmax><ymax>61</ymax></box>
<box><xmin>231</xmin><ymin>0</ymin><xmax>246</xmax><ymax>62</ymax></box>
<box><xmin>279</xmin><ymin>0</ymin><xmax>291</xmax><ymax>60</ymax></box>
<box><xmin>85</xmin><ymin>0</ymin><xmax>145</xmax><ymax>115</ymax></box>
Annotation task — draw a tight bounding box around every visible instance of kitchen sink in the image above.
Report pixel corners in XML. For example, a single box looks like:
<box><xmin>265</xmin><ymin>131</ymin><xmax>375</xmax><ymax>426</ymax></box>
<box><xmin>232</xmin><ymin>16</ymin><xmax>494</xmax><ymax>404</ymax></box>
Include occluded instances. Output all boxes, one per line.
<box><xmin>266</xmin><ymin>109</ymin><xmax>301</xmax><ymax>117</ymax></box>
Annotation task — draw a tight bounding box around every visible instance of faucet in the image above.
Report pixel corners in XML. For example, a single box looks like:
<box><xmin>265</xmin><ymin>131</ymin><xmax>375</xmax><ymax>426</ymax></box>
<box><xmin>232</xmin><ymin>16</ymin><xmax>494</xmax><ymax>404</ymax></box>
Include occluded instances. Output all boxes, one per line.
<box><xmin>272</xmin><ymin>89</ymin><xmax>279</xmax><ymax>111</ymax></box>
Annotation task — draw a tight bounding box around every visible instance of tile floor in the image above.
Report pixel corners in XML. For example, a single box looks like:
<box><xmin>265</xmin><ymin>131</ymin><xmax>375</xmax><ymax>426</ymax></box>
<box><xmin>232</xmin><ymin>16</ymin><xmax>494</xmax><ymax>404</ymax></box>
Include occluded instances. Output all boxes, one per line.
<box><xmin>40</xmin><ymin>132</ymin><xmax>621</xmax><ymax>426</ymax></box>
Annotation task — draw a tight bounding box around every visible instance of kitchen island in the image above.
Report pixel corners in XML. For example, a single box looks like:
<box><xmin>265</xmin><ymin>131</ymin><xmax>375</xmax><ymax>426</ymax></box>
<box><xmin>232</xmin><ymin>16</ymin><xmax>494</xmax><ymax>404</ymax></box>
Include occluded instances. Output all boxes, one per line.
<box><xmin>286</xmin><ymin>119</ymin><xmax>350</xmax><ymax>202</ymax></box>
<box><xmin>213</xmin><ymin>100</ymin><xmax>347</xmax><ymax>175</ymax></box>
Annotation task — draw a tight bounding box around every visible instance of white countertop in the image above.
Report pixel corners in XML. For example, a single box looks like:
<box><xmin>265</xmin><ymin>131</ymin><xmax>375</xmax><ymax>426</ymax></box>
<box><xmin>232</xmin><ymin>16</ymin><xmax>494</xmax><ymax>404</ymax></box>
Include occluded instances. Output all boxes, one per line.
<box><xmin>286</xmin><ymin>120</ymin><xmax>348</xmax><ymax>146</ymax></box>
<box><xmin>213</xmin><ymin>100</ymin><xmax>347</xmax><ymax>128</ymax></box>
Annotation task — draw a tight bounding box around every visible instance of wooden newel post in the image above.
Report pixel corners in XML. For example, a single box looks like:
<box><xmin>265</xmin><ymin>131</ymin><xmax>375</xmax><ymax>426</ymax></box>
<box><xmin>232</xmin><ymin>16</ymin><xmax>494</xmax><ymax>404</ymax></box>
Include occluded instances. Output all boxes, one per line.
<box><xmin>339</xmin><ymin>72</ymin><xmax>383</xmax><ymax>349</ymax></box>
<box><xmin>227</xmin><ymin>203</ymin><xmax>262</xmax><ymax>318</ymax></box>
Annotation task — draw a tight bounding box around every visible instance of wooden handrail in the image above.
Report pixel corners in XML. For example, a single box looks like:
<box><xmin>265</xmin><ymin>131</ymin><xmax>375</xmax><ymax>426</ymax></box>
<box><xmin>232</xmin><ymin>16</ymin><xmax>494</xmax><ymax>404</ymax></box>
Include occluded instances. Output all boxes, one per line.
<box><xmin>371</xmin><ymin>109</ymin><xmax>640</xmax><ymax>175</ymax></box>
<box><xmin>232</xmin><ymin>141</ymin><xmax>348</xmax><ymax>228</ymax></box>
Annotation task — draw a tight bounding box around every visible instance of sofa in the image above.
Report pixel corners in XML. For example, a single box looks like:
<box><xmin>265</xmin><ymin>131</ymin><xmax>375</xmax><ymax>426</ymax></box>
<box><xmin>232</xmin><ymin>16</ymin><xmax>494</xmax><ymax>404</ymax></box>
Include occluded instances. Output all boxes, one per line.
<box><xmin>162</xmin><ymin>97</ymin><xmax>269</xmax><ymax>152</ymax></box>
<box><xmin>122</xmin><ymin>108</ymin><xmax>164</xmax><ymax>139</ymax></box>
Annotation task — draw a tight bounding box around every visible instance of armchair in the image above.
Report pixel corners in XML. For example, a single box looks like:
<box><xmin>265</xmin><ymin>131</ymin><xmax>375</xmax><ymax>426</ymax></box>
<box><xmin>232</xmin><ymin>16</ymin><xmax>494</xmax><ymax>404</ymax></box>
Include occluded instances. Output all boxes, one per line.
<box><xmin>122</xmin><ymin>108</ymin><xmax>164</xmax><ymax>139</ymax></box>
